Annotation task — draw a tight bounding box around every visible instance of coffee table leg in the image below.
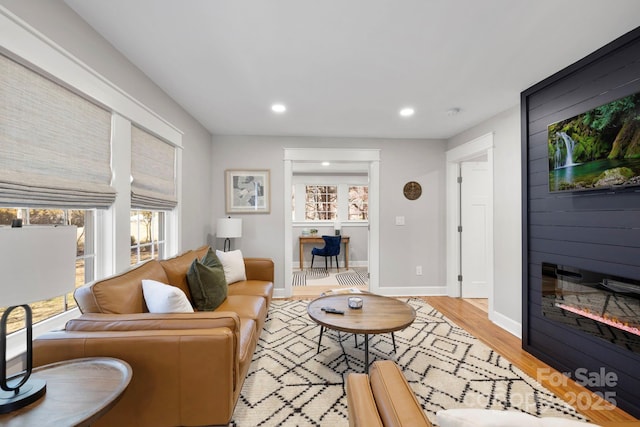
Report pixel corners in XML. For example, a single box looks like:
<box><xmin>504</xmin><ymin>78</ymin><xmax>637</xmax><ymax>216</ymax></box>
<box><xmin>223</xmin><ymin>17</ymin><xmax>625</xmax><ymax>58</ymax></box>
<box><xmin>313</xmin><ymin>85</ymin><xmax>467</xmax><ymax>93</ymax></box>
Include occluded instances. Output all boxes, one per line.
<box><xmin>391</xmin><ymin>332</ymin><xmax>397</xmax><ymax>353</ymax></box>
<box><xmin>317</xmin><ymin>326</ymin><xmax>324</xmax><ymax>353</ymax></box>
<box><xmin>364</xmin><ymin>333</ymin><xmax>369</xmax><ymax>373</ymax></box>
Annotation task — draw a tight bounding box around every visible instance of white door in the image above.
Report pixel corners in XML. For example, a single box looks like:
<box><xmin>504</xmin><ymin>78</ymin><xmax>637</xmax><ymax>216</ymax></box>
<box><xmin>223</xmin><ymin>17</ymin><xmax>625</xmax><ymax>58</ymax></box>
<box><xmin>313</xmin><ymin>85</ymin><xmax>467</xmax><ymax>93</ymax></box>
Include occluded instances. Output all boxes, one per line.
<box><xmin>460</xmin><ymin>161</ymin><xmax>490</xmax><ymax>298</ymax></box>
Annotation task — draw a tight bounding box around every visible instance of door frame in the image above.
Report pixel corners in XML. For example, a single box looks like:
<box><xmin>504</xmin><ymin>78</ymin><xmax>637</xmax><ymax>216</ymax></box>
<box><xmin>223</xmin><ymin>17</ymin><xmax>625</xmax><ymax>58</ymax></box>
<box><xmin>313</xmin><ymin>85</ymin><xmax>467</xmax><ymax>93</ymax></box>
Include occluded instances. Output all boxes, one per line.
<box><xmin>446</xmin><ymin>133</ymin><xmax>494</xmax><ymax>315</ymax></box>
<box><xmin>283</xmin><ymin>148</ymin><xmax>381</xmax><ymax>298</ymax></box>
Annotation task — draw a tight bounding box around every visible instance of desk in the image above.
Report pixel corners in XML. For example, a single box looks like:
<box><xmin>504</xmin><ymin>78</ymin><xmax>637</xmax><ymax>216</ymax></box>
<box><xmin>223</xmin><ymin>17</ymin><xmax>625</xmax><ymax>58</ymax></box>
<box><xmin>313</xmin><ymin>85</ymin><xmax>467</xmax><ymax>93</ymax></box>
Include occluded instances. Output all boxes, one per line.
<box><xmin>0</xmin><ymin>357</ymin><xmax>132</xmax><ymax>427</ymax></box>
<box><xmin>299</xmin><ymin>235</ymin><xmax>349</xmax><ymax>270</ymax></box>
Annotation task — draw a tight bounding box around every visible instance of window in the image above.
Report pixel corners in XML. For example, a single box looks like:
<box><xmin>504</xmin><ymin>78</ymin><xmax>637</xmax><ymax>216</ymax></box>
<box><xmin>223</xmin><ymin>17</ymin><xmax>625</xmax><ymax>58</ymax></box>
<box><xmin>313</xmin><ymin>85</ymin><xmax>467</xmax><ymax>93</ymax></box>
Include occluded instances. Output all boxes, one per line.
<box><xmin>130</xmin><ymin>210</ymin><xmax>166</xmax><ymax>265</ymax></box>
<box><xmin>305</xmin><ymin>185</ymin><xmax>337</xmax><ymax>220</ymax></box>
<box><xmin>293</xmin><ymin>181</ymin><xmax>368</xmax><ymax>222</ymax></box>
<box><xmin>1</xmin><ymin>21</ymin><xmax>182</xmax><ymax>360</ymax></box>
<box><xmin>348</xmin><ymin>186</ymin><xmax>369</xmax><ymax>220</ymax></box>
<box><xmin>0</xmin><ymin>208</ymin><xmax>96</xmax><ymax>334</ymax></box>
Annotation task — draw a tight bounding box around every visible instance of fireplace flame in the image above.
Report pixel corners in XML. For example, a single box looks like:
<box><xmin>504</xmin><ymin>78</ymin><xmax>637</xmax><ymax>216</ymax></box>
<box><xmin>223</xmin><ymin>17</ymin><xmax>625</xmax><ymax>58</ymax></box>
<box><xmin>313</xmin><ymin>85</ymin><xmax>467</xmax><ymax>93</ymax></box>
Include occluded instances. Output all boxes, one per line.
<box><xmin>556</xmin><ymin>303</ymin><xmax>640</xmax><ymax>337</ymax></box>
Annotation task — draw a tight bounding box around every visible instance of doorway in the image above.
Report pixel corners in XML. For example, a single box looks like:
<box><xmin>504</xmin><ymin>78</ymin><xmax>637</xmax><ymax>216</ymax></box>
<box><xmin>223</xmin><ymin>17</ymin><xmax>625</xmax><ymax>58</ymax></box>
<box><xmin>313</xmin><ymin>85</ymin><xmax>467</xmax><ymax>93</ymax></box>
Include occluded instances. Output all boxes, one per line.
<box><xmin>446</xmin><ymin>133</ymin><xmax>494</xmax><ymax>316</ymax></box>
<box><xmin>283</xmin><ymin>148</ymin><xmax>381</xmax><ymax>298</ymax></box>
<box><xmin>460</xmin><ymin>159</ymin><xmax>491</xmax><ymax>298</ymax></box>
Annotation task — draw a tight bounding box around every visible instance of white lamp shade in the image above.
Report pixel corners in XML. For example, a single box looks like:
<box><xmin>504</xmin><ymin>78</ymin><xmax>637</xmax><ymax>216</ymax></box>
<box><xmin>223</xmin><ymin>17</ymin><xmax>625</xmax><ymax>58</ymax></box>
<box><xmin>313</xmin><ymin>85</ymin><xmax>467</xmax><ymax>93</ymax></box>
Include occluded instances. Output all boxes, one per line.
<box><xmin>217</xmin><ymin>218</ymin><xmax>242</xmax><ymax>239</ymax></box>
<box><xmin>0</xmin><ymin>226</ymin><xmax>77</xmax><ymax>307</ymax></box>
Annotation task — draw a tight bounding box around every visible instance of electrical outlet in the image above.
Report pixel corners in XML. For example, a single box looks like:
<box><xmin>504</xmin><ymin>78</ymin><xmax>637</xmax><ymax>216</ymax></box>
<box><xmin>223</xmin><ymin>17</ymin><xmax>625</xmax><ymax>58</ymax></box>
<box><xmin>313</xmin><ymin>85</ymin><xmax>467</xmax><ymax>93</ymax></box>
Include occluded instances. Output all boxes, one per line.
<box><xmin>416</xmin><ymin>266</ymin><xmax>423</xmax><ymax>275</ymax></box>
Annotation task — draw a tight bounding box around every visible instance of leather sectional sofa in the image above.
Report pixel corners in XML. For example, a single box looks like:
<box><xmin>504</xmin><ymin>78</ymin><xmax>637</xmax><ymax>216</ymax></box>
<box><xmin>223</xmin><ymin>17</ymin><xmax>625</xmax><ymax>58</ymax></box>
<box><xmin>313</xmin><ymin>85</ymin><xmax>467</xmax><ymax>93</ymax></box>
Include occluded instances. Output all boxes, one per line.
<box><xmin>33</xmin><ymin>245</ymin><xmax>274</xmax><ymax>427</ymax></box>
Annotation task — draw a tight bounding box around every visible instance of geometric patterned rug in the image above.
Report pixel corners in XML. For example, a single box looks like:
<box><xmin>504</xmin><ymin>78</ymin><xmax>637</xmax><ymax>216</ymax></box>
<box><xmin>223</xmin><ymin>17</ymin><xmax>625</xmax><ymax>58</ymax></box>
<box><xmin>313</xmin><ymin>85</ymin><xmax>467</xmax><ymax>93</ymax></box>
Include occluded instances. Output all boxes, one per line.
<box><xmin>292</xmin><ymin>268</ymin><xmax>368</xmax><ymax>286</ymax></box>
<box><xmin>230</xmin><ymin>298</ymin><xmax>587</xmax><ymax>426</ymax></box>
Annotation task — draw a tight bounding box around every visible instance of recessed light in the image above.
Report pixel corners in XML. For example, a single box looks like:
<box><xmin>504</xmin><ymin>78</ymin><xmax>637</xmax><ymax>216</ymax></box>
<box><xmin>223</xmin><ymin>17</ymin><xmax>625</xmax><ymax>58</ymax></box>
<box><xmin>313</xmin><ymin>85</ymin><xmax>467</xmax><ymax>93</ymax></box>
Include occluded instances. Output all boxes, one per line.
<box><xmin>321</xmin><ymin>161</ymin><xmax>331</xmax><ymax>167</ymax></box>
<box><xmin>271</xmin><ymin>103</ymin><xmax>286</xmax><ymax>113</ymax></box>
<box><xmin>399</xmin><ymin>107</ymin><xmax>415</xmax><ymax>117</ymax></box>
<box><xmin>446</xmin><ymin>107</ymin><xmax>461</xmax><ymax>116</ymax></box>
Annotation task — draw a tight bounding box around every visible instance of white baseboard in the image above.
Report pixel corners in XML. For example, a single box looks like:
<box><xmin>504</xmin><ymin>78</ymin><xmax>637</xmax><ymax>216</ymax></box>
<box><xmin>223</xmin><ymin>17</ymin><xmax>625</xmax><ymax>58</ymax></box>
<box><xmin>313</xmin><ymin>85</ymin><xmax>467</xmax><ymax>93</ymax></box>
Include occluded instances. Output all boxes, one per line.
<box><xmin>490</xmin><ymin>310</ymin><xmax>522</xmax><ymax>339</ymax></box>
<box><xmin>273</xmin><ymin>288</ymin><xmax>288</xmax><ymax>299</ymax></box>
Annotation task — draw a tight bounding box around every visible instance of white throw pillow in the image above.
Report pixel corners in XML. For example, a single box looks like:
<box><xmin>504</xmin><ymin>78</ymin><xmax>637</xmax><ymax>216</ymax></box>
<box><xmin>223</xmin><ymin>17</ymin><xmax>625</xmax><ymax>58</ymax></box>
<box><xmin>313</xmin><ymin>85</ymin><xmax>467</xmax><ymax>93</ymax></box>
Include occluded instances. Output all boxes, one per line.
<box><xmin>436</xmin><ymin>409</ymin><xmax>595</xmax><ymax>427</ymax></box>
<box><xmin>142</xmin><ymin>279</ymin><xmax>194</xmax><ymax>313</ymax></box>
<box><xmin>216</xmin><ymin>249</ymin><xmax>247</xmax><ymax>284</ymax></box>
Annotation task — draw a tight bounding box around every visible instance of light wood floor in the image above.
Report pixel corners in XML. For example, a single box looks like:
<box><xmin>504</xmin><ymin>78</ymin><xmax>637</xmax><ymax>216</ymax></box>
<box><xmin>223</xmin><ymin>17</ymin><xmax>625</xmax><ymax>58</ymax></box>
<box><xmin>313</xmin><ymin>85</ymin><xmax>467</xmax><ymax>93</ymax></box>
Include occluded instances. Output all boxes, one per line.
<box><xmin>423</xmin><ymin>296</ymin><xmax>638</xmax><ymax>425</ymax></box>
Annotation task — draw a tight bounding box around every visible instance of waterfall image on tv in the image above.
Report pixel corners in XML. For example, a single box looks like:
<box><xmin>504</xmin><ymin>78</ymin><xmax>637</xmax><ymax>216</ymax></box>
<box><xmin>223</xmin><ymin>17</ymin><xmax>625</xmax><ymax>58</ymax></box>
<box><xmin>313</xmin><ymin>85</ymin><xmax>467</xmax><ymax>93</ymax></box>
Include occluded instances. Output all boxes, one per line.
<box><xmin>548</xmin><ymin>92</ymin><xmax>640</xmax><ymax>192</ymax></box>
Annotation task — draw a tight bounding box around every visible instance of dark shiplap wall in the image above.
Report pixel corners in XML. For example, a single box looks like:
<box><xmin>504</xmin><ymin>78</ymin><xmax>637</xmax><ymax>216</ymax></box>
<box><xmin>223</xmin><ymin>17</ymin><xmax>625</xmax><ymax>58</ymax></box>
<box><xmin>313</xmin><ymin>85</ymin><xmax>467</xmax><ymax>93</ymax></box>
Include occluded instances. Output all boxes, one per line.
<box><xmin>522</xmin><ymin>27</ymin><xmax>640</xmax><ymax>418</ymax></box>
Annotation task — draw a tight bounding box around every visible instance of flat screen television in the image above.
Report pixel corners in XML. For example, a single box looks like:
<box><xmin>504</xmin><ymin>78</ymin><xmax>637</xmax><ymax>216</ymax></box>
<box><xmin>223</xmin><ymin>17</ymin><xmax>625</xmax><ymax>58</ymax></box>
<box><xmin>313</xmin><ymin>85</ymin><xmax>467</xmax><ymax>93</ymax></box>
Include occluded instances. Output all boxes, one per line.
<box><xmin>548</xmin><ymin>92</ymin><xmax>640</xmax><ymax>192</ymax></box>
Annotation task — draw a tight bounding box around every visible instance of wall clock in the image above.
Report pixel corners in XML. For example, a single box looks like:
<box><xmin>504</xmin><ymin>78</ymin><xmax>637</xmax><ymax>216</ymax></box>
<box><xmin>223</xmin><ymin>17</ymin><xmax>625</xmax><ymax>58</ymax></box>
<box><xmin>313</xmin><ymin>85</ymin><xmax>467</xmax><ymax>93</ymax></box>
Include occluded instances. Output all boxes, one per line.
<box><xmin>403</xmin><ymin>181</ymin><xmax>422</xmax><ymax>200</ymax></box>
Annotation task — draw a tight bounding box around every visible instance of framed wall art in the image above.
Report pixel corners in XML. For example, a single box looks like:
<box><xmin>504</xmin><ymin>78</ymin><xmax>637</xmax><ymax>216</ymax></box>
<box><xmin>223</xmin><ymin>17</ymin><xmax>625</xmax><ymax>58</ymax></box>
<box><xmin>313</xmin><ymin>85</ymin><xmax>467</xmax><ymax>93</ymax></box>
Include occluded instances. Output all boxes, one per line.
<box><xmin>225</xmin><ymin>169</ymin><xmax>270</xmax><ymax>213</ymax></box>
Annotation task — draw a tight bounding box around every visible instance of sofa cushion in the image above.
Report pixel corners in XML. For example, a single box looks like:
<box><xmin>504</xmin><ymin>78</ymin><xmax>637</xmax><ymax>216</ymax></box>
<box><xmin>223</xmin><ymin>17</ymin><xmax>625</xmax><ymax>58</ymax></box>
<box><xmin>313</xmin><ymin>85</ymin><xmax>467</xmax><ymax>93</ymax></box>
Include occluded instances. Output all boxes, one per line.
<box><xmin>216</xmin><ymin>249</ymin><xmax>247</xmax><ymax>284</ymax></box>
<box><xmin>159</xmin><ymin>250</ymin><xmax>200</xmax><ymax>300</ymax></box>
<box><xmin>76</xmin><ymin>260</ymin><xmax>169</xmax><ymax>314</ymax></box>
<box><xmin>226</xmin><ymin>280</ymin><xmax>274</xmax><ymax>305</ymax></box>
<box><xmin>217</xmin><ymin>295</ymin><xmax>267</xmax><ymax>331</ymax></box>
<box><xmin>142</xmin><ymin>279</ymin><xmax>194</xmax><ymax>313</ymax></box>
<box><xmin>187</xmin><ymin>249</ymin><xmax>228</xmax><ymax>311</ymax></box>
<box><xmin>238</xmin><ymin>317</ymin><xmax>257</xmax><ymax>366</ymax></box>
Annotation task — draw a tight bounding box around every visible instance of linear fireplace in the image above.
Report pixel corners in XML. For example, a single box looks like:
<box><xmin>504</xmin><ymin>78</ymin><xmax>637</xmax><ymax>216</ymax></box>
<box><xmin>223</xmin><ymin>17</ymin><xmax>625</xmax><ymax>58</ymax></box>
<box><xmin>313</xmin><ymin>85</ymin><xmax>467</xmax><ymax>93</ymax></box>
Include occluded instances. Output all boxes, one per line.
<box><xmin>541</xmin><ymin>263</ymin><xmax>640</xmax><ymax>354</ymax></box>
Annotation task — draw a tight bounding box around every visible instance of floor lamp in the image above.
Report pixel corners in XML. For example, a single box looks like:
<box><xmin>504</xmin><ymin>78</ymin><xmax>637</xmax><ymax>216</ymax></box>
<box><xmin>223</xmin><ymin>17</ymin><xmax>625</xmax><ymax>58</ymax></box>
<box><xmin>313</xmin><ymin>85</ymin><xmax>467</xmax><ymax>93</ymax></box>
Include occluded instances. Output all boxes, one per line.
<box><xmin>0</xmin><ymin>225</ymin><xmax>76</xmax><ymax>414</ymax></box>
<box><xmin>217</xmin><ymin>217</ymin><xmax>242</xmax><ymax>251</ymax></box>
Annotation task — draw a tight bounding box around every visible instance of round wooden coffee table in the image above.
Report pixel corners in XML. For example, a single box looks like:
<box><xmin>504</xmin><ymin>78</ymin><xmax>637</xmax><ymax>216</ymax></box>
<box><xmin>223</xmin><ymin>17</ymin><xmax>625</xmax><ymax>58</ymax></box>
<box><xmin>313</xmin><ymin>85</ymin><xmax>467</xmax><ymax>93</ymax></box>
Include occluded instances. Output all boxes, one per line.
<box><xmin>307</xmin><ymin>294</ymin><xmax>416</xmax><ymax>372</ymax></box>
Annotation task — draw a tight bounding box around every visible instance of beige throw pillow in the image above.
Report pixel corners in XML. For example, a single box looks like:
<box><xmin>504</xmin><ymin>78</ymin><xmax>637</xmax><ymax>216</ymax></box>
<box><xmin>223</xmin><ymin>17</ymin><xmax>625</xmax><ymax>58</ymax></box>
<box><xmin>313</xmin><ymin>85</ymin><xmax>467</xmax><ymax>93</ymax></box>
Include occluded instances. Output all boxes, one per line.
<box><xmin>216</xmin><ymin>249</ymin><xmax>247</xmax><ymax>285</ymax></box>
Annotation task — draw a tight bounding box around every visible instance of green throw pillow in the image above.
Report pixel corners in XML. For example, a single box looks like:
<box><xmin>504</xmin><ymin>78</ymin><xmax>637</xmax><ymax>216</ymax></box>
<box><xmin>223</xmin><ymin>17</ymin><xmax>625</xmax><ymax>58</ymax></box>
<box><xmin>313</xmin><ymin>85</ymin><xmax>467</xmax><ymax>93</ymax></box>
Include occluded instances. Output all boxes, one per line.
<box><xmin>186</xmin><ymin>248</ymin><xmax>228</xmax><ymax>311</ymax></box>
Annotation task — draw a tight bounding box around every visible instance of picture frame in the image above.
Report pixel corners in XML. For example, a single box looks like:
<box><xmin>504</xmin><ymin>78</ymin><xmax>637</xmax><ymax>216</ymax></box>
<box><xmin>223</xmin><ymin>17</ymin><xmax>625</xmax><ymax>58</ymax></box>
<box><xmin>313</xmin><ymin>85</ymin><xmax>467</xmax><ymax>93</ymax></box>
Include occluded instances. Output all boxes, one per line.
<box><xmin>225</xmin><ymin>169</ymin><xmax>270</xmax><ymax>213</ymax></box>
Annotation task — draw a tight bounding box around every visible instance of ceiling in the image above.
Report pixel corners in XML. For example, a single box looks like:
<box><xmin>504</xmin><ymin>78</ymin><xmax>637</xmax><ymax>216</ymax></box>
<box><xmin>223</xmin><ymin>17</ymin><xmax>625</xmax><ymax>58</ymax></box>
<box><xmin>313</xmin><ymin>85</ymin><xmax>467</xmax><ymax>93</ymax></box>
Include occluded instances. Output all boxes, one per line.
<box><xmin>64</xmin><ymin>0</ymin><xmax>640</xmax><ymax>140</ymax></box>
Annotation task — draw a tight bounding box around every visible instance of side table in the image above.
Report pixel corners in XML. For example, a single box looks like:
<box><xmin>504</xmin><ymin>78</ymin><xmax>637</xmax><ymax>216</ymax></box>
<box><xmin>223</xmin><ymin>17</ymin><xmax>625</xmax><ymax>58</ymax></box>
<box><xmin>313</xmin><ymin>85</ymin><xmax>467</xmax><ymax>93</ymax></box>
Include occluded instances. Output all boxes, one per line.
<box><xmin>0</xmin><ymin>357</ymin><xmax>132</xmax><ymax>427</ymax></box>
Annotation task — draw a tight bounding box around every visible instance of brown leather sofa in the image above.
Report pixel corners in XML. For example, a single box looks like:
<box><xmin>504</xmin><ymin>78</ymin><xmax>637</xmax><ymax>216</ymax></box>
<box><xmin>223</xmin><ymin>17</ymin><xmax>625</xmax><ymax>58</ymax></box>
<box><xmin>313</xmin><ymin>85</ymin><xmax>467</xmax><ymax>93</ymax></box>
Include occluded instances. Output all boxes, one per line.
<box><xmin>346</xmin><ymin>360</ymin><xmax>432</xmax><ymax>427</ymax></box>
<box><xmin>33</xmin><ymin>246</ymin><xmax>274</xmax><ymax>427</ymax></box>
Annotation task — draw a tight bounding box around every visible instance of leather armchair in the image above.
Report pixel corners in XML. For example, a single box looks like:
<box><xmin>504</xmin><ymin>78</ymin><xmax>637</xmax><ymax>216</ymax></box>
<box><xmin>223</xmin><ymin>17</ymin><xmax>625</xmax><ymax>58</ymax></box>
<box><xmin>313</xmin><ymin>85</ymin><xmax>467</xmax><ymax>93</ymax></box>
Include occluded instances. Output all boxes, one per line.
<box><xmin>346</xmin><ymin>360</ymin><xmax>432</xmax><ymax>427</ymax></box>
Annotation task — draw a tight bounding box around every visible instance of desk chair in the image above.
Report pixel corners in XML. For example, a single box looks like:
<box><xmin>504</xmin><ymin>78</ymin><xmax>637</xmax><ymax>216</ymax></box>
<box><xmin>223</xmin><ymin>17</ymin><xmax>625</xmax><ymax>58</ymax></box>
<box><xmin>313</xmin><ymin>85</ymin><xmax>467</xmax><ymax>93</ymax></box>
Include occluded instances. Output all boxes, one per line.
<box><xmin>311</xmin><ymin>235</ymin><xmax>341</xmax><ymax>271</ymax></box>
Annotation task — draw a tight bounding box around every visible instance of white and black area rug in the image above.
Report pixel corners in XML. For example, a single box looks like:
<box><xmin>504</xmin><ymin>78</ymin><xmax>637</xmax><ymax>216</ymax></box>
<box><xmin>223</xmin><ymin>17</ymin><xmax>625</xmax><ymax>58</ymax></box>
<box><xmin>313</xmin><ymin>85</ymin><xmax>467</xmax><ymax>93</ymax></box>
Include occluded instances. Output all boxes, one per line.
<box><xmin>292</xmin><ymin>268</ymin><xmax>368</xmax><ymax>287</ymax></box>
<box><xmin>230</xmin><ymin>298</ymin><xmax>586</xmax><ymax>426</ymax></box>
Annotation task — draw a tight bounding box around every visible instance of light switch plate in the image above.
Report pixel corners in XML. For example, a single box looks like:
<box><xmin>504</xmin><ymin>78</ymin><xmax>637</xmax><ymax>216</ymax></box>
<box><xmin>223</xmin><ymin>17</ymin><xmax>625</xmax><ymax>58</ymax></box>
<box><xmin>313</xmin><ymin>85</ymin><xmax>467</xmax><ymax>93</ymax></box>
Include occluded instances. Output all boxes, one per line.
<box><xmin>395</xmin><ymin>216</ymin><xmax>405</xmax><ymax>225</ymax></box>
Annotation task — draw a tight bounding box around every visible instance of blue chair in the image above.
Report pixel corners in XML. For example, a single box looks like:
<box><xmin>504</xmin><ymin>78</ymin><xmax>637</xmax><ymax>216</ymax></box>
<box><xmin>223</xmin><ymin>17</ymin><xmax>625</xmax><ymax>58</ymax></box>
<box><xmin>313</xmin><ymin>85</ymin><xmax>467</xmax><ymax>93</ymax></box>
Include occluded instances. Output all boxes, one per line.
<box><xmin>311</xmin><ymin>235</ymin><xmax>341</xmax><ymax>271</ymax></box>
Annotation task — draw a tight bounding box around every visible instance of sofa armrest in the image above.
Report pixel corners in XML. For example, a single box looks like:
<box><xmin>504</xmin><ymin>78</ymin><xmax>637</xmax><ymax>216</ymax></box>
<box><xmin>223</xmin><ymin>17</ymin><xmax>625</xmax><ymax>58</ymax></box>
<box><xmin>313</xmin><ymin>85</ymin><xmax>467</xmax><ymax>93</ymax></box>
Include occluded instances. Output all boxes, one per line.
<box><xmin>369</xmin><ymin>361</ymin><xmax>432</xmax><ymax>427</ymax></box>
<box><xmin>244</xmin><ymin>257</ymin><xmax>274</xmax><ymax>282</ymax></box>
<box><xmin>33</xmin><ymin>328</ymin><xmax>238</xmax><ymax>427</ymax></box>
<box><xmin>346</xmin><ymin>373</ymin><xmax>384</xmax><ymax>427</ymax></box>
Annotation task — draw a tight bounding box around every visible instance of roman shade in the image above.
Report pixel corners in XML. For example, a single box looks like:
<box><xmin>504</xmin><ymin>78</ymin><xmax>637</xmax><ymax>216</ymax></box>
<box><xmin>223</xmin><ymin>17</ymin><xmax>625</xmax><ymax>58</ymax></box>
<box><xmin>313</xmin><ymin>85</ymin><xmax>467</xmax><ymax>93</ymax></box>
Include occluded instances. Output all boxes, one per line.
<box><xmin>131</xmin><ymin>125</ymin><xmax>177</xmax><ymax>210</ymax></box>
<box><xmin>0</xmin><ymin>53</ymin><xmax>115</xmax><ymax>208</ymax></box>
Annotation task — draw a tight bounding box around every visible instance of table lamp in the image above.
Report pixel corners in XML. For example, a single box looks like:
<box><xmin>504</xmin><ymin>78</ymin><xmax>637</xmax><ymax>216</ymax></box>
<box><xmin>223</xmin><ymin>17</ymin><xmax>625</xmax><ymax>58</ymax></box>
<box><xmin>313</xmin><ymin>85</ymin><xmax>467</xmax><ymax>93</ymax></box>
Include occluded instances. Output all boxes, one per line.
<box><xmin>216</xmin><ymin>217</ymin><xmax>242</xmax><ymax>252</ymax></box>
<box><xmin>0</xmin><ymin>225</ymin><xmax>76</xmax><ymax>413</ymax></box>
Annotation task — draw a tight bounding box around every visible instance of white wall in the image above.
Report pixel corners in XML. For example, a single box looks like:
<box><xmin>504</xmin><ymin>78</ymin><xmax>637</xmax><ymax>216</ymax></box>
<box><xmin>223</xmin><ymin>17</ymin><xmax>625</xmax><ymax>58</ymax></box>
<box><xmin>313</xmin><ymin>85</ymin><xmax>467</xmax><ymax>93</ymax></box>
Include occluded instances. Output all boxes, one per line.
<box><xmin>0</xmin><ymin>0</ymin><xmax>213</xmax><ymax>251</ymax></box>
<box><xmin>447</xmin><ymin>106</ymin><xmax>522</xmax><ymax>333</ymax></box>
<box><xmin>211</xmin><ymin>135</ymin><xmax>447</xmax><ymax>294</ymax></box>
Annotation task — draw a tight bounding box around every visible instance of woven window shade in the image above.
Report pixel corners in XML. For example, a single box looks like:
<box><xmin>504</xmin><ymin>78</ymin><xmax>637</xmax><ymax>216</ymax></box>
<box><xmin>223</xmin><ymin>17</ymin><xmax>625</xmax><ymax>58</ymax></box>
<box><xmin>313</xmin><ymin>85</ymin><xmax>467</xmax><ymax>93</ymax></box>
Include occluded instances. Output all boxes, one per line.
<box><xmin>131</xmin><ymin>125</ymin><xmax>177</xmax><ymax>210</ymax></box>
<box><xmin>0</xmin><ymin>54</ymin><xmax>115</xmax><ymax>208</ymax></box>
